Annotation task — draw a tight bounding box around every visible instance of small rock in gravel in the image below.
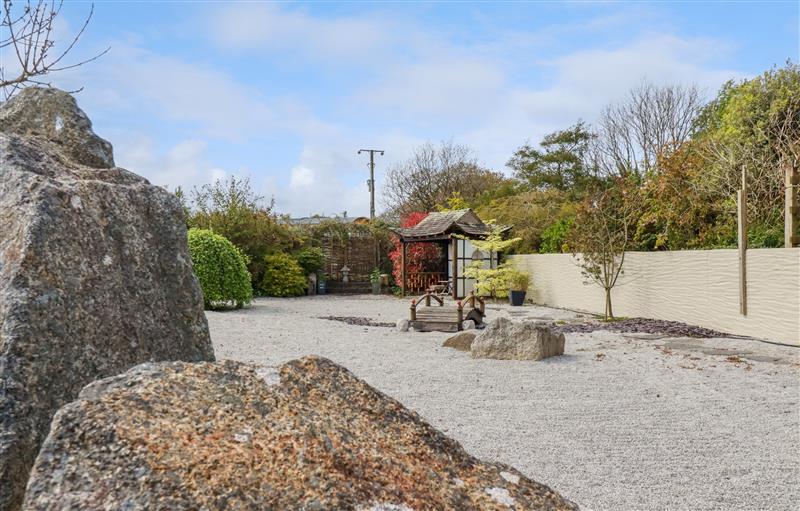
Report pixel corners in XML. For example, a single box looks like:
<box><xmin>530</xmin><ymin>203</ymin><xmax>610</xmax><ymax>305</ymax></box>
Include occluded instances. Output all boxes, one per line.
<box><xmin>396</xmin><ymin>319</ymin><xmax>410</xmax><ymax>332</ymax></box>
<box><xmin>443</xmin><ymin>332</ymin><xmax>477</xmax><ymax>352</ymax></box>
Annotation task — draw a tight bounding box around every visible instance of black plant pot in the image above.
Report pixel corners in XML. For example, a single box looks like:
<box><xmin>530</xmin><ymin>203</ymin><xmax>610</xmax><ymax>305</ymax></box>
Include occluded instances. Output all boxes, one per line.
<box><xmin>509</xmin><ymin>290</ymin><xmax>526</xmax><ymax>306</ymax></box>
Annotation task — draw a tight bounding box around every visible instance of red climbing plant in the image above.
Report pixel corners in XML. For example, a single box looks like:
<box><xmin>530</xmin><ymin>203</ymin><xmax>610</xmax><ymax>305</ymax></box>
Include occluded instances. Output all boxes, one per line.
<box><xmin>388</xmin><ymin>212</ymin><xmax>442</xmax><ymax>289</ymax></box>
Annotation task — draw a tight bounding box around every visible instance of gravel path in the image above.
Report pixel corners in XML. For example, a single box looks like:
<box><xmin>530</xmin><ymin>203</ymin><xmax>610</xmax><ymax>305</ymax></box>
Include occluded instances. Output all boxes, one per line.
<box><xmin>208</xmin><ymin>296</ymin><xmax>800</xmax><ymax>511</ymax></box>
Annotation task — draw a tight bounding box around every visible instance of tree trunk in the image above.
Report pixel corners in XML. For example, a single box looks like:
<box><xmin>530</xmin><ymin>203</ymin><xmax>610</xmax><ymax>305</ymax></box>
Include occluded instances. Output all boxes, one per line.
<box><xmin>605</xmin><ymin>287</ymin><xmax>613</xmax><ymax>320</ymax></box>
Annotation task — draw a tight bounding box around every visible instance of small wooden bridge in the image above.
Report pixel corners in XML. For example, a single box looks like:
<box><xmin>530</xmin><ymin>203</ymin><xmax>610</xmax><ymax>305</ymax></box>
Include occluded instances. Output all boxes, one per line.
<box><xmin>409</xmin><ymin>291</ymin><xmax>486</xmax><ymax>332</ymax></box>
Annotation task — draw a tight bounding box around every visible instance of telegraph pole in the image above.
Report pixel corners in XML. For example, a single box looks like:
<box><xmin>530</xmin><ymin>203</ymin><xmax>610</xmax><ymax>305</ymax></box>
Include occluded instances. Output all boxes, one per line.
<box><xmin>358</xmin><ymin>149</ymin><xmax>384</xmax><ymax>219</ymax></box>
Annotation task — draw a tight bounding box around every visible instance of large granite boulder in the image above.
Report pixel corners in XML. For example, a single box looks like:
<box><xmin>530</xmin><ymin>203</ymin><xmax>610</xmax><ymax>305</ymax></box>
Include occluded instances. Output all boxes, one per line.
<box><xmin>24</xmin><ymin>356</ymin><xmax>578</xmax><ymax>511</ymax></box>
<box><xmin>0</xmin><ymin>87</ymin><xmax>114</xmax><ymax>168</ymax></box>
<box><xmin>0</xmin><ymin>87</ymin><xmax>214</xmax><ymax>511</ymax></box>
<box><xmin>471</xmin><ymin>318</ymin><xmax>565</xmax><ymax>361</ymax></box>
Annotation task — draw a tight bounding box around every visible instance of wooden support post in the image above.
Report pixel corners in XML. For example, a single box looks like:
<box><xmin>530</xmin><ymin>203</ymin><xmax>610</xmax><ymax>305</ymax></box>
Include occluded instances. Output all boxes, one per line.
<box><xmin>401</xmin><ymin>241</ymin><xmax>407</xmax><ymax>297</ymax></box>
<box><xmin>409</xmin><ymin>299</ymin><xmax>417</xmax><ymax>321</ymax></box>
<box><xmin>456</xmin><ymin>300</ymin><xmax>463</xmax><ymax>330</ymax></box>
<box><xmin>451</xmin><ymin>237</ymin><xmax>458</xmax><ymax>299</ymax></box>
<box><xmin>425</xmin><ymin>293</ymin><xmax>431</xmax><ymax>307</ymax></box>
<box><xmin>737</xmin><ymin>167</ymin><xmax>747</xmax><ymax>316</ymax></box>
<box><xmin>786</xmin><ymin>162</ymin><xmax>799</xmax><ymax>248</ymax></box>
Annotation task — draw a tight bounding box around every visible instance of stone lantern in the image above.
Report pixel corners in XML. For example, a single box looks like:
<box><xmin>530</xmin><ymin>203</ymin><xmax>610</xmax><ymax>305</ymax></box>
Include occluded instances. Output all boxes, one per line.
<box><xmin>341</xmin><ymin>265</ymin><xmax>350</xmax><ymax>283</ymax></box>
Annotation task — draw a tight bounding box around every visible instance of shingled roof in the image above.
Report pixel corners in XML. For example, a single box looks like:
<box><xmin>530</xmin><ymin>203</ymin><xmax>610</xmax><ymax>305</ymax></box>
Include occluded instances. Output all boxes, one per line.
<box><xmin>392</xmin><ymin>209</ymin><xmax>505</xmax><ymax>241</ymax></box>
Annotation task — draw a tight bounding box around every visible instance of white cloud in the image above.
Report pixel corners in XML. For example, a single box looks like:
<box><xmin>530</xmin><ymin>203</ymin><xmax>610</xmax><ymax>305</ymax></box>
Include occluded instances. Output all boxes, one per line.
<box><xmin>357</xmin><ymin>56</ymin><xmax>507</xmax><ymax>121</ymax></box>
<box><xmin>457</xmin><ymin>34</ymin><xmax>743</xmax><ymax>173</ymax></box>
<box><xmin>209</xmin><ymin>3</ymin><xmax>388</xmax><ymax>61</ymax></box>
<box><xmin>289</xmin><ymin>166</ymin><xmax>315</xmax><ymax>188</ymax></box>
<box><xmin>270</xmin><ymin>144</ymin><xmax>371</xmax><ymax>218</ymax></box>
<box><xmin>113</xmin><ymin>135</ymin><xmax>234</xmax><ymax>191</ymax></box>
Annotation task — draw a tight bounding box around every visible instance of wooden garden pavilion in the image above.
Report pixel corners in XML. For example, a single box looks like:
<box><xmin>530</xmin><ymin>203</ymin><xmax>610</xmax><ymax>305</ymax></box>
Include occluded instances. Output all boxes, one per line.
<box><xmin>391</xmin><ymin>209</ymin><xmax>509</xmax><ymax>299</ymax></box>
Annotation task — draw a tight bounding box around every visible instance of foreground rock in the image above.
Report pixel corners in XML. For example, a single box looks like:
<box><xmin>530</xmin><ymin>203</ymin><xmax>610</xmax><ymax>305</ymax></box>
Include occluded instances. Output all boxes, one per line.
<box><xmin>444</xmin><ymin>331</ymin><xmax>477</xmax><ymax>352</ymax></box>
<box><xmin>0</xmin><ymin>88</ymin><xmax>214</xmax><ymax>511</ymax></box>
<box><xmin>471</xmin><ymin>318</ymin><xmax>565</xmax><ymax>361</ymax></box>
<box><xmin>24</xmin><ymin>357</ymin><xmax>578</xmax><ymax>511</ymax></box>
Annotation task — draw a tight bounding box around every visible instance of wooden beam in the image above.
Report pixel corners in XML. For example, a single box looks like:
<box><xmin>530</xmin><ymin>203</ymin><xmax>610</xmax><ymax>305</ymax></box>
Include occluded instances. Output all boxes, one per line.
<box><xmin>401</xmin><ymin>241</ymin><xmax>407</xmax><ymax>297</ymax></box>
<box><xmin>451</xmin><ymin>237</ymin><xmax>458</xmax><ymax>299</ymax></box>
<box><xmin>737</xmin><ymin>167</ymin><xmax>747</xmax><ymax>316</ymax></box>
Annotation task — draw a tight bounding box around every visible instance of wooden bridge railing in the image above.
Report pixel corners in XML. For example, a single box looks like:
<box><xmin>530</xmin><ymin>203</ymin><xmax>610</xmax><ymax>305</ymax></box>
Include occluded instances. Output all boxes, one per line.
<box><xmin>409</xmin><ymin>291</ymin><xmax>443</xmax><ymax>320</ymax></box>
<box><xmin>409</xmin><ymin>290</ymin><xmax>485</xmax><ymax>323</ymax></box>
<box><xmin>463</xmin><ymin>291</ymin><xmax>485</xmax><ymax>314</ymax></box>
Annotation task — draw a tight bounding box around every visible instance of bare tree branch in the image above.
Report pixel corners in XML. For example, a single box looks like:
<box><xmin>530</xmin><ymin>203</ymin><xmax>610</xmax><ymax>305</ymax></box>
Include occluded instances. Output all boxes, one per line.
<box><xmin>1</xmin><ymin>0</ymin><xmax>108</xmax><ymax>100</ymax></box>
<box><xmin>591</xmin><ymin>81</ymin><xmax>704</xmax><ymax>179</ymax></box>
<box><xmin>381</xmin><ymin>140</ymin><xmax>506</xmax><ymax>215</ymax></box>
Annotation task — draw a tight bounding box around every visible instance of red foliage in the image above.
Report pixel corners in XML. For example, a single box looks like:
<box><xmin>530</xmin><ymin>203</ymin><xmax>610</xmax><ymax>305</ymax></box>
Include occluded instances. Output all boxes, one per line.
<box><xmin>389</xmin><ymin>212</ymin><xmax>442</xmax><ymax>288</ymax></box>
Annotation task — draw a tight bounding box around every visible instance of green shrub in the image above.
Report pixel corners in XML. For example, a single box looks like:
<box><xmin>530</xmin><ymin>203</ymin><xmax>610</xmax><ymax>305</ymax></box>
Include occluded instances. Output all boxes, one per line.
<box><xmin>187</xmin><ymin>228</ymin><xmax>253</xmax><ymax>310</ymax></box>
<box><xmin>294</xmin><ymin>247</ymin><xmax>325</xmax><ymax>275</ymax></box>
<box><xmin>185</xmin><ymin>176</ymin><xmax>300</xmax><ymax>287</ymax></box>
<box><xmin>261</xmin><ymin>253</ymin><xmax>307</xmax><ymax>297</ymax></box>
<box><xmin>539</xmin><ymin>217</ymin><xmax>573</xmax><ymax>253</ymax></box>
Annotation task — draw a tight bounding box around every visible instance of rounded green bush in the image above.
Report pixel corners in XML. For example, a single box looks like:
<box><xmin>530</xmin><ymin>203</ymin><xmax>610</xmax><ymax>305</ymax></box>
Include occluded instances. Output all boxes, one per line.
<box><xmin>187</xmin><ymin>228</ymin><xmax>253</xmax><ymax>310</ymax></box>
<box><xmin>261</xmin><ymin>252</ymin><xmax>307</xmax><ymax>297</ymax></box>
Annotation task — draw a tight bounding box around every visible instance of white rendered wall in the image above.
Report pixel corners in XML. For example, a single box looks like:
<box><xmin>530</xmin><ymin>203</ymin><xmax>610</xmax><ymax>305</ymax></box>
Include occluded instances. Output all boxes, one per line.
<box><xmin>510</xmin><ymin>249</ymin><xmax>800</xmax><ymax>345</ymax></box>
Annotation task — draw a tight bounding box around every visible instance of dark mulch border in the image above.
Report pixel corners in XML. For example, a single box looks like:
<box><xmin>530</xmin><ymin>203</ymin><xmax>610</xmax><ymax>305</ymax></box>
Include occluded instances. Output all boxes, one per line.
<box><xmin>555</xmin><ymin>318</ymin><xmax>729</xmax><ymax>339</ymax></box>
<box><xmin>320</xmin><ymin>314</ymin><xmax>732</xmax><ymax>339</ymax></box>
<box><xmin>319</xmin><ymin>316</ymin><xmax>396</xmax><ymax>328</ymax></box>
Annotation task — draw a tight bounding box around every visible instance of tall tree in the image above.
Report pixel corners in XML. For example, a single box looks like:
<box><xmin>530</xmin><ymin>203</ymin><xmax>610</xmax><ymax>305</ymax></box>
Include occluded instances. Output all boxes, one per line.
<box><xmin>592</xmin><ymin>82</ymin><xmax>704</xmax><ymax>179</ymax></box>
<box><xmin>507</xmin><ymin>121</ymin><xmax>596</xmax><ymax>196</ymax></box>
<box><xmin>694</xmin><ymin>62</ymin><xmax>800</xmax><ymax>246</ymax></box>
<box><xmin>381</xmin><ymin>140</ymin><xmax>506</xmax><ymax>216</ymax></box>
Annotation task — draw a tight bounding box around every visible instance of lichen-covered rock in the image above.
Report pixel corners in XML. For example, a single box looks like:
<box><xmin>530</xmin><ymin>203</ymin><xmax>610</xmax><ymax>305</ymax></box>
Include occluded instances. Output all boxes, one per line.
<box><xmin>471</xmin><ymin>318</ymin><xmax>565</xmax><ymax>361</ymax></box>
<box><xmin>0</xmin><ymin>88</ymin><xmax>214</xmax><ymax>511</ymax></box>
<box><xmin>443</xmin><ymin>331</ymin><xmax>477</xmax><ymax>352</ymax></box>
<box><xmin>23</xmin><ymin>357</ymin><xmax>577</xmax><ymax>511</ymax></box>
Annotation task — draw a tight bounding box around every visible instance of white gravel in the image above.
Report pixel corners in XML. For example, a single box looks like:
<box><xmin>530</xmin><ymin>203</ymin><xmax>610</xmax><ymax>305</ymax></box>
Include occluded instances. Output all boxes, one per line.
<box><xmin>208</xmin><ymin>295</ymin><xmax>800</xmax><ymax>511</ymax></box>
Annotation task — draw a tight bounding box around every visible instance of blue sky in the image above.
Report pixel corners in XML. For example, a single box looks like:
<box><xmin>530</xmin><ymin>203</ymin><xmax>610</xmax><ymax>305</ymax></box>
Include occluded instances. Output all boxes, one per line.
<box><xmin>32</xmin><ymin>0</ymin><xmax>800</xmax><ymax>216</ymax></box>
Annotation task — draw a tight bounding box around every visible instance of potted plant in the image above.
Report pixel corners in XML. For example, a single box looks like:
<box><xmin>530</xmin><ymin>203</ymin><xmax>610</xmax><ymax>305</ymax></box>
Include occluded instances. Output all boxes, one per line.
<box><xmin>370</xmin><ymin>268</ymin><xmax>382</xmax><ymax>295</ymax></box>
<box><xmin>506</xmin><ymin>269</ymin><xmax>530</xmax><ymax>306</ymax></box>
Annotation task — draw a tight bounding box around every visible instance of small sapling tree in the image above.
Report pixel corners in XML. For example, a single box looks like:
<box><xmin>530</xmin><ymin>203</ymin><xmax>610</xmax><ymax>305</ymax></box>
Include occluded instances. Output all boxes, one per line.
<box><xmin>567</xmin><ymin>178</ymin><xmax>641</xmax><ymax>320</ymax></box>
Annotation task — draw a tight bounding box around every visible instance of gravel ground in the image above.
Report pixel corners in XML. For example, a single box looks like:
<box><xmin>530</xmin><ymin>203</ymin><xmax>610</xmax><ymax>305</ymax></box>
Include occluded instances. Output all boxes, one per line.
<box><xmin>208</xmin><ymin>295</ymin><xmax>800</xmax><ymax>511</ymax></box>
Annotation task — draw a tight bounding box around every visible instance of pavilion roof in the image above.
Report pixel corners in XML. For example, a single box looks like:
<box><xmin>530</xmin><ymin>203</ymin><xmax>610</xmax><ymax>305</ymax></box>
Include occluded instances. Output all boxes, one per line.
<box><xmin>392</xmin><ymin>209</ymin><xmax>507</xmax><ymax>241</ymax></box>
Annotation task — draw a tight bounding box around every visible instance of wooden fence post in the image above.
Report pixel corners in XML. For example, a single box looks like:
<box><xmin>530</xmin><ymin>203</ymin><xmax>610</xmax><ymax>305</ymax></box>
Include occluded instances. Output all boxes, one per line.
<box><xmin>786</xmin><ymin>161</ymin><xmax>799</xmax><ymax>248</ymax></box>
<box><xmin>737</xmin><ymin>167</ymin><xmax>747</xmax><ymax>316</ymax></box>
